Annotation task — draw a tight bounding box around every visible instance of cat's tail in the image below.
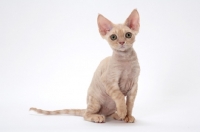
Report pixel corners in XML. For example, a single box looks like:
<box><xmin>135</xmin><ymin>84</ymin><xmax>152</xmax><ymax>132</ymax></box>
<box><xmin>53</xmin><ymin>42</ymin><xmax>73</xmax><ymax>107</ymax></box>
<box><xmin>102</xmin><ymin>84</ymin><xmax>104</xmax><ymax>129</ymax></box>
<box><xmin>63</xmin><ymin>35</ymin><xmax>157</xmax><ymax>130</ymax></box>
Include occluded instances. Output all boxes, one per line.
<box><xmin>29</xmin><ymin>107</ymin><xmax>86</xmax><ymax>117</ymax></box>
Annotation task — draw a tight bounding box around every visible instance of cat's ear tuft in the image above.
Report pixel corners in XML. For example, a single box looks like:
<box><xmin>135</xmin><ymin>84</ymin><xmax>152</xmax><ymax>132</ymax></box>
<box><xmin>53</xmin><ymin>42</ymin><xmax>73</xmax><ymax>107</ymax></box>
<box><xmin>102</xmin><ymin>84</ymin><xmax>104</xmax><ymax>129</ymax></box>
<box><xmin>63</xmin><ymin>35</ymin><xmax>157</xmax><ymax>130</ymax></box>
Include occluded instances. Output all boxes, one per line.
<box><xmin>97</xmin><ymin>14</ymin><xmax>113</xmax><ymax>36</ymax></box>
<box><xmin>124</xmin><ymin>9</ymin><xmax>140</xmax><ymax>32</ymax></box>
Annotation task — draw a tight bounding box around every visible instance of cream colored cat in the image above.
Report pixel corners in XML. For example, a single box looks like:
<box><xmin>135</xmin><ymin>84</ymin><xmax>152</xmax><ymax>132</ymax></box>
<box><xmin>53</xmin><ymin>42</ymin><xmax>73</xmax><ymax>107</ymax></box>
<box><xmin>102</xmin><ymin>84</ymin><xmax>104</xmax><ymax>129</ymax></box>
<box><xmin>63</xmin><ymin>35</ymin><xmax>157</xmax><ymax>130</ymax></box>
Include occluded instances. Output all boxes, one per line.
<box><xmin>30</xmin><ymin>9</ymin><xmax>140</xmax><ymax>123</ymax></box>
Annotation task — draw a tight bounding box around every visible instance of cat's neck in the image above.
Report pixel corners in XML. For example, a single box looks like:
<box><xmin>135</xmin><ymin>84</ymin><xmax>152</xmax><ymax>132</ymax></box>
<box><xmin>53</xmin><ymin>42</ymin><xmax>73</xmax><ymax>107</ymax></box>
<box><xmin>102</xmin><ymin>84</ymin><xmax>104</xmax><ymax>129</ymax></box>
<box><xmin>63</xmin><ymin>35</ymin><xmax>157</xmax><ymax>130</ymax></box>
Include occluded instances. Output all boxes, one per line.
<box><xmin>112</xmin><ymin>48</ymin><xmax>137</xmax><ymax>61</ymax></box>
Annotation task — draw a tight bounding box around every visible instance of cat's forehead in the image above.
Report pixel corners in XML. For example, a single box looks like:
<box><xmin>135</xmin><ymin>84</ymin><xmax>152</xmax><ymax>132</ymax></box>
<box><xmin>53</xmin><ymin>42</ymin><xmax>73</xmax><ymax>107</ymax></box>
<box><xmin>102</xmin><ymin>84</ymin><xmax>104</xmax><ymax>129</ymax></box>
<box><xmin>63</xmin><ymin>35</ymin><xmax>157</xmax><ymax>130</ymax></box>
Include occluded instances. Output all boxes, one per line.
<box><xmin>112</xmin><ymin>24</ymin><xmax>131</xmax><ymax>33</ymax></box>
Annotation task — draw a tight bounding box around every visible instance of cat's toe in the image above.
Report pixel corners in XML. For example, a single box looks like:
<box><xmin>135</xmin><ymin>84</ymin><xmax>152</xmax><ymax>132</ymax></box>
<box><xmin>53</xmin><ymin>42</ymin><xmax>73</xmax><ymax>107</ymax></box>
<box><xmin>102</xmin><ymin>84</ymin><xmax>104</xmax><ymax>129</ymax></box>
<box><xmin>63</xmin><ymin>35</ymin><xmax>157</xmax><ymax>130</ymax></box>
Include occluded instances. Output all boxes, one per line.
<box><xmin>93</xmin><ymin>115</ymin><xmax>106</xmax><ymax>123</ymax></box>
<box><xmin>124</xmin><ymin>115</ymin><xmax>135</xmax><ymax>123</ymax></box>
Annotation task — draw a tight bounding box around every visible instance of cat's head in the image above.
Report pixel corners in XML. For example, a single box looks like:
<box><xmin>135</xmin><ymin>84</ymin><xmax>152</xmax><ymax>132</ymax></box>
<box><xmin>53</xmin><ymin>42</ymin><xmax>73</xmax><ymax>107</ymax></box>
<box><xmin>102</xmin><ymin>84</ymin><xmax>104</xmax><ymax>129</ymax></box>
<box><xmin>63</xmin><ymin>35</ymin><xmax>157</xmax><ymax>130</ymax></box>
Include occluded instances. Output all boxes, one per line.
<box><xmin>97</xmin><ymin>9</ymin><xmax>140</xmax><ymax>52</ymax></box>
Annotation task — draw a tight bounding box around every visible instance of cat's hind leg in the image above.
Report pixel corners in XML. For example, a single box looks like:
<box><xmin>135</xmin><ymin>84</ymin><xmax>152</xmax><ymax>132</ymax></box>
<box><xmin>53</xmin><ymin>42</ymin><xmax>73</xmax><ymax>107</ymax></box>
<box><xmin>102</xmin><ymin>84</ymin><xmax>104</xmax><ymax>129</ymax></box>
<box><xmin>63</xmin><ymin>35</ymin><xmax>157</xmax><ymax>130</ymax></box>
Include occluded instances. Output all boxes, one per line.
<box><xmin>84</xmin><ymin>96</ymin><xmax>105</xmax><ymax>123</ymax></box>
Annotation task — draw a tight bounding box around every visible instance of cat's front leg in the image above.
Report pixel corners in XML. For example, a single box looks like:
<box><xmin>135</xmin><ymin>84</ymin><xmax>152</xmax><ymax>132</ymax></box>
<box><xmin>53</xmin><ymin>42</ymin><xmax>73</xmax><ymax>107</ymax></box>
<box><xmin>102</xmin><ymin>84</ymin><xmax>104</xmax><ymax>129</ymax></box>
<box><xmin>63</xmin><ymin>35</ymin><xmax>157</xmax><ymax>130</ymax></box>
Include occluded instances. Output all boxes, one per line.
<box><xmin>125</xmin><ymin>83</ymin><xmax>138</xmax><ymax>123</ymax></box>
<box><xmin>105</xmin><ymin>84</ymin><xmax>127</xmax><ymax>120</ymax></box>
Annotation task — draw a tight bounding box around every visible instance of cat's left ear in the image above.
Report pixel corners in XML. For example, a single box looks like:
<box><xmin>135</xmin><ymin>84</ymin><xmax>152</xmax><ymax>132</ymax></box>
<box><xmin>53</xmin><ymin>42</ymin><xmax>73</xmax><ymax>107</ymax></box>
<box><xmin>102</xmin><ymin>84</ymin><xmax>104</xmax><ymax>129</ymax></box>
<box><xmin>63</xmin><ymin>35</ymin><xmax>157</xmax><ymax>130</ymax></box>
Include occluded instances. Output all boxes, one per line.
<box><xmin>97</xmin><ymin>14</ymin><xmax>113</xmax><ymax>36</ymax></box>
<box><xmin>124</xmin><ymin>9</ymin><xmax>140</xmax><ymax>33</ymax></box>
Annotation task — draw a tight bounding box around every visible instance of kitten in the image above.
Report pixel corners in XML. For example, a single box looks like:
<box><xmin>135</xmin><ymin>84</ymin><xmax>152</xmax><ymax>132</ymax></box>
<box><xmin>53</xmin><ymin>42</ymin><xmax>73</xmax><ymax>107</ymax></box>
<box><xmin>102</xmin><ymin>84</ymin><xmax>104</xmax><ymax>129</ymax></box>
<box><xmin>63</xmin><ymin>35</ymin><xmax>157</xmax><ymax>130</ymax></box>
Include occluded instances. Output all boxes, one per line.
<box><xmin>30</xmin><ymin>9</ymin><xmax>140</xmax><ymax>123</ymax></box>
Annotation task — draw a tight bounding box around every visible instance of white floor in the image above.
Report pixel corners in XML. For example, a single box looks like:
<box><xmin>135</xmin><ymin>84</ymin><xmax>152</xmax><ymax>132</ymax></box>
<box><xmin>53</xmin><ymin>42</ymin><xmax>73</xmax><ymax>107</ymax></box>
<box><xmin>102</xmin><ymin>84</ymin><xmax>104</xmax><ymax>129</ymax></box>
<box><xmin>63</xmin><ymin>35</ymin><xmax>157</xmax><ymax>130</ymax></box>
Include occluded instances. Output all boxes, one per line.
<box><xmin>1</xmin><ymin>93</ymin><xmax>199</xmax><ymax>132</ymax></box>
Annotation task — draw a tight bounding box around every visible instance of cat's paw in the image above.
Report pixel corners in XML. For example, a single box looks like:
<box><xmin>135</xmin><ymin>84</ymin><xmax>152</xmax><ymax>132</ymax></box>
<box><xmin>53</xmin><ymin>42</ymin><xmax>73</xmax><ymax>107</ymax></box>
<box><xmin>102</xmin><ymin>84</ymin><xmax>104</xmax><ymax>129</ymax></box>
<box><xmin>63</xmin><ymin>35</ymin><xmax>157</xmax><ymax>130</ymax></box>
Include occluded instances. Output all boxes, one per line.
<box><xmin>117</xmin><ymin>107</ymin><xmax>127</xmax><ymax>120</ymax></box>
<box><xmin>124</xmin><ymin>115</ymin><xmax>135</xmax><ymax>123</ymax></box>
<box><xmin>92</xmin><ymin>115</ymin><xmax>106</xmax><ymax>123</ymax></box>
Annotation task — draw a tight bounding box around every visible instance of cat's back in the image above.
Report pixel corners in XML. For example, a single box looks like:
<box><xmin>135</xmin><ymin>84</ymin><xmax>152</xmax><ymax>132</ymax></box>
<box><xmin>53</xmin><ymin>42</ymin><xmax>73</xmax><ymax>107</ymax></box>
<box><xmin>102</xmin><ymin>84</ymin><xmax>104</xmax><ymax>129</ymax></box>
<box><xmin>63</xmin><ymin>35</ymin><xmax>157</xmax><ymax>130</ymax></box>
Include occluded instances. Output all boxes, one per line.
<box><xmin>96</xmin><ymin>56</ymin><xmax>111</xmax><ymax>74</ymax></box>
<box><xmin>88</xmin><ymin>56</ymin><xmax>111</xmax><ymax>88</ymax></box>
<box><xmin>87</xmin><ymin>56</ymin><xmax>111</xmax><ymax>98</ymax></box>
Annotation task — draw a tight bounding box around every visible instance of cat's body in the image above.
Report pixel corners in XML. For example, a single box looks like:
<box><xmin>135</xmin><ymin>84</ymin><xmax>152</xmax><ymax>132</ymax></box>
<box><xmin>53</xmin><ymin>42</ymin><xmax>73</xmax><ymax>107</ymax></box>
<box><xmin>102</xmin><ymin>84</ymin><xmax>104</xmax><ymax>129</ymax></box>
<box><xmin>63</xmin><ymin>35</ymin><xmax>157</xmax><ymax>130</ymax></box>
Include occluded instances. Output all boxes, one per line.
<box><xmin>87</xmin><ymin>49</ymin><xmax>140</xmax><ymax>116</ymax></box>
<box><xmin>30</xmin><ymin>9</ymin><xmax>140</xmax><ymax>123</ymax></box>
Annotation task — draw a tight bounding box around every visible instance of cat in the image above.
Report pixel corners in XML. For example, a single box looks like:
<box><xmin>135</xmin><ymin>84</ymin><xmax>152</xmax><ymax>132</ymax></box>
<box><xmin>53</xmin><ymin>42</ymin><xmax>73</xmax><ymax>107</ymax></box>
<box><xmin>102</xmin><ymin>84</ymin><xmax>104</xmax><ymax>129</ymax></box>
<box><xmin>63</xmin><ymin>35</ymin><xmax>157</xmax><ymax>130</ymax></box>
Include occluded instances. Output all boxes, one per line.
<box><xmin>30</xmin><ymin>9</ymin><xmax>140</xmax><ymax>123</ymax></box>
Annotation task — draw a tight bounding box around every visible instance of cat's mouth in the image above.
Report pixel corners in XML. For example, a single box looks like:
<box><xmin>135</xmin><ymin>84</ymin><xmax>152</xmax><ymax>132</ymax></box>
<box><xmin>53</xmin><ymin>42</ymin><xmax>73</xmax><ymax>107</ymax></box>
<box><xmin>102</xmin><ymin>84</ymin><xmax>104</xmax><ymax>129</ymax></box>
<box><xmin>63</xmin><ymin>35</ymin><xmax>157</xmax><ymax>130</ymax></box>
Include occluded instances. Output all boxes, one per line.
<box><xmin>119</xmin><ymin>44</ymin><xmax>126</xmax><ymax>48</ymax></box>
<box><xmin>117</xmin><ymin>43</ymin><xmax>133</xmax><ymax>52</ymax></box>
<box><xmin>117</xmin><ymin>44</ymin><xmax>127</xmax><ymax>51</ymax></box>
<box><xmin>120</xmin><ymin>46</ymin><xmax>125</xmax><ymax>49</ymax></box>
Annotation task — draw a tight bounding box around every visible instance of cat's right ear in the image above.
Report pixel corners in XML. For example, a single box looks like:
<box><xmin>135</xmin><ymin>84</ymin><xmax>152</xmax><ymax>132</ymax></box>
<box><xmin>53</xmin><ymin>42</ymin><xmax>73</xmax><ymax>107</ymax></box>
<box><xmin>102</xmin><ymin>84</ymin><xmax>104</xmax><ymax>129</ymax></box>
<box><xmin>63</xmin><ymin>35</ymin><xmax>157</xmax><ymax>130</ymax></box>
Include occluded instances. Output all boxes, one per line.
<box><xmin>124</xmin><ymin>9</ymin><xmax>140</xmax><ymax>33</ymax></box>
<box><xmin>97</xmin><ymin>14</ymin><xmax>113</xmax><ymax>36</ymax></box>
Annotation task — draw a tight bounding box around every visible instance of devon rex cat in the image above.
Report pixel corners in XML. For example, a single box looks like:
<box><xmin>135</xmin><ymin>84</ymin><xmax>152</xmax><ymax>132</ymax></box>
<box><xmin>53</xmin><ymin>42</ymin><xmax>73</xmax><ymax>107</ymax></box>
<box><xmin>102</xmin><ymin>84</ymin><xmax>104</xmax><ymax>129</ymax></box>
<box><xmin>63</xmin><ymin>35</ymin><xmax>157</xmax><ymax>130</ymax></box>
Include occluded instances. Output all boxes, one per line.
<box><xmin>30</xmin><ymin>9</ymin><xmax>140</xmax><ymax>123</ymax></box>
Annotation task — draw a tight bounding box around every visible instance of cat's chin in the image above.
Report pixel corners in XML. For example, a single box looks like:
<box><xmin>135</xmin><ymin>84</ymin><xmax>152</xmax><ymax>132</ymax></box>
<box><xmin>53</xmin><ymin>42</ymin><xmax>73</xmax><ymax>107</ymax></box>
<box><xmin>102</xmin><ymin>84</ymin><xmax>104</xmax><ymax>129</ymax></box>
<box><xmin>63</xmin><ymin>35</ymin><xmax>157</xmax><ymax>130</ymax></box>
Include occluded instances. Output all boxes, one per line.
<box><xmin>116</xmin><ymin>45</ymin><xmax>132</xmax><ymax>52</ymax></box>
<box><xmin>113</xmin><ymin>47</ymin><xmax>132</xmax><ymax>52</ymax></box>
<box><xmin>117</xmin><ymin>48</ymin><xmax>127</xmax><ymax>52</ymax></box>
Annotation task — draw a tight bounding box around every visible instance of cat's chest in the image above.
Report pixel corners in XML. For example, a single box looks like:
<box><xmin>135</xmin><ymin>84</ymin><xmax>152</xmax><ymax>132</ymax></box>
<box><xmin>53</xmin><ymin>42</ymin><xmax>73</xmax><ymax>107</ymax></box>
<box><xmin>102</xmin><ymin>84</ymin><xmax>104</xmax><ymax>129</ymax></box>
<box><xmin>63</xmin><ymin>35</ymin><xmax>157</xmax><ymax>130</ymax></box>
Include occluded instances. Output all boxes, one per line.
<box><xmin>119</xmin><ymin>62</ymin><xmax>140</xmax><ymax>95</ymax></box>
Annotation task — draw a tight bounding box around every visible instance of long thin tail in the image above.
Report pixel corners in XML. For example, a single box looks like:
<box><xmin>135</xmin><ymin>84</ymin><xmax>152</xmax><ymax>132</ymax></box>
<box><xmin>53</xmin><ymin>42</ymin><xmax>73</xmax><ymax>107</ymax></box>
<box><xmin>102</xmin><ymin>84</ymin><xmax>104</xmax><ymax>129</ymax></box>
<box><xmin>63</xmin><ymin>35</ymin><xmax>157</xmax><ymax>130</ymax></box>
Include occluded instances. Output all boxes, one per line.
<box><xmin>29</xmin><ymin>107</ymin><xmax>86</xmax><ymax>117</ymax></box>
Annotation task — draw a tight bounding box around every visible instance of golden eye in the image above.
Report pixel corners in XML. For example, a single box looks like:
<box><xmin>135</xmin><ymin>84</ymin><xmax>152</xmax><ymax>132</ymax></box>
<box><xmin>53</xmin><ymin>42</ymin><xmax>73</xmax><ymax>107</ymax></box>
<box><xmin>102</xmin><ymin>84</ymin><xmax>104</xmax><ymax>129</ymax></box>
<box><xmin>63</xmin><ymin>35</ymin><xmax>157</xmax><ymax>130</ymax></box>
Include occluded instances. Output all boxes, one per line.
<box><xmin>110</xmin><ymin>34</ymin><xmax>117</xmax><ymax>41</ymax></box>
<box><xmin>125</xmin><ymin>32</ymin><xmax>132</xmax><ymax>38</ymax></box>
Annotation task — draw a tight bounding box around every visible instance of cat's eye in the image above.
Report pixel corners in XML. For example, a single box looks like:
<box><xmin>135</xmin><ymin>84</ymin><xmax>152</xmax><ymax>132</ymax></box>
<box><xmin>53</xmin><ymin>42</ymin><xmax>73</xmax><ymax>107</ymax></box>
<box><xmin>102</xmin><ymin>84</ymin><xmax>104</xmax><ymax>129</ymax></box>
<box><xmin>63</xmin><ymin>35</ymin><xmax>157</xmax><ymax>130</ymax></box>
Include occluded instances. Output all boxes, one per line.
<box><xmin>110</xmin><ymin>34</ymin><xmax>117</xmax><ymax>41</ymax></box>
<box><xmin>125</xmin><ymin>32</ymin><xmax>132</xmax><ymax>38</ymax></box>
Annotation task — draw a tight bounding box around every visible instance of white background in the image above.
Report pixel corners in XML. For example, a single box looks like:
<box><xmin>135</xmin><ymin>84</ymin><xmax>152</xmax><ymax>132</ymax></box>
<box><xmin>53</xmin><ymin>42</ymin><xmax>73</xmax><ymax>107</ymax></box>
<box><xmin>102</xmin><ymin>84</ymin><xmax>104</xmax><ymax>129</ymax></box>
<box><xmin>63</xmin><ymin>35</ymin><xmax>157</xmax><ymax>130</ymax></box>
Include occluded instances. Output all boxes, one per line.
<box><xmin>1</xmin><ymin>0</ymin><xmax>200</xmax><ymax>132</ymax></box>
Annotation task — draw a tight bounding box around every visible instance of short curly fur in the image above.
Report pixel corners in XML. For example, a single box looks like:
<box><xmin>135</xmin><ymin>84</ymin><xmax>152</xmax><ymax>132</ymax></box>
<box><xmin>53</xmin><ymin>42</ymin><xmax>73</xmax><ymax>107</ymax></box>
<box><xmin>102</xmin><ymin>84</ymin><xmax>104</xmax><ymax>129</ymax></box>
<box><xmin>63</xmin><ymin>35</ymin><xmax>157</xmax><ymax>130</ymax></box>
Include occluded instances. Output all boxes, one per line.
<box><xmin>30</xmin><ymin>9</ymin><xmax>140</xmax><ymax>123</ymax></box>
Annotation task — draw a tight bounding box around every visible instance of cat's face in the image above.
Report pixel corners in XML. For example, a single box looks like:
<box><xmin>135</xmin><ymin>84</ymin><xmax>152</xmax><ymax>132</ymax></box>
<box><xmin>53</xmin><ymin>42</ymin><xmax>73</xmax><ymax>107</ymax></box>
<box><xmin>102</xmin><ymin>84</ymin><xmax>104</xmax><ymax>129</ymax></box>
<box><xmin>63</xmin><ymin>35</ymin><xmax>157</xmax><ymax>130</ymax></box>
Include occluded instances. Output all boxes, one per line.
<box><xmin>104</xmin><ymin>24</ymin><xmax>136</xmax><ymax>52</ymax></box>
<box><xmin>97</xmin><ymin>9</ymin><xmax>140</xmax><ymax>52</ymax></box>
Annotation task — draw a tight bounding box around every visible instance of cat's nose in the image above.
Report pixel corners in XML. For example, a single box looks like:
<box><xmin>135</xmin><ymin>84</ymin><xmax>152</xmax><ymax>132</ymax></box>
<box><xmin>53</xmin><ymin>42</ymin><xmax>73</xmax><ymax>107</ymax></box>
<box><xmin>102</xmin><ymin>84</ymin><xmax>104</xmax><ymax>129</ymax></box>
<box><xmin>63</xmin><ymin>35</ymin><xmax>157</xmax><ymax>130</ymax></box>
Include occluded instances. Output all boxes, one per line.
<box><xmin>119</xmin><ymin>42</ymin><xmax>125</xmax><ymax>45</ymax></box>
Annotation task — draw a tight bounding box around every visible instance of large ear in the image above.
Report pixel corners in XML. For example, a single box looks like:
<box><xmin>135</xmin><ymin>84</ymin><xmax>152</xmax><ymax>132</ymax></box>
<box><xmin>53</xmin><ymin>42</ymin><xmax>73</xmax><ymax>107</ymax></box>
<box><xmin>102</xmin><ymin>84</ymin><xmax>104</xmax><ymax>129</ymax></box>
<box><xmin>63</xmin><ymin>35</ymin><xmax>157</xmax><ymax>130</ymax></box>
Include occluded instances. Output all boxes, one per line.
<box><xmin>97</xmin><ymin>14</ymin><xmax>113</xmax><ymax>36</ymax></box>
<box><xmin>124</xmin><ymin>9</ymin><xmax>140</xmax><ymax>32</ymax></box>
